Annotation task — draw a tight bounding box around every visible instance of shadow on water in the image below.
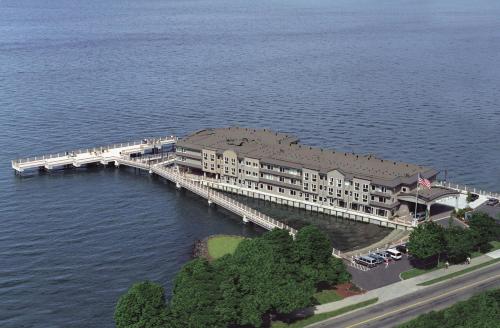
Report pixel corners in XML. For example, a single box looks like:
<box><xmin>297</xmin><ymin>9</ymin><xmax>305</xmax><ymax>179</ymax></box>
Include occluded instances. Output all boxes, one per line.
<box><xmin>225</xmin><ymin>193</ymin><xmax>392</xmax><ymax>252</ymax></box>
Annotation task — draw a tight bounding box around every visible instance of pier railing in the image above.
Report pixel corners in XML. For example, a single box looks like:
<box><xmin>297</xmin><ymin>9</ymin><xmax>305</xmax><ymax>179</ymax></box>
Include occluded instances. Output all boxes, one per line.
<box><xmin>117</xmin><ymin>157</ymin><xmax>297</xmax><ymax>236</ymax></box>
<box><xmin>12</xmin><ymin>136</ymin><xmax>177</xmax><ymax>165</ymax></box>
<box><xmin>434</xmin><ymin>181</ymin><xmax>500</xmax><ymax>199</ymax></box>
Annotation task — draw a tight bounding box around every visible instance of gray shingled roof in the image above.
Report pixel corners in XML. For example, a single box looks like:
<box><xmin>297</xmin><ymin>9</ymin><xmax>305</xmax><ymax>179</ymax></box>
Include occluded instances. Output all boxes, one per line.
<box><xmin>176</xmin><ymin>127</ymin><xmax>438</xmax><ymax>187</ymax></box>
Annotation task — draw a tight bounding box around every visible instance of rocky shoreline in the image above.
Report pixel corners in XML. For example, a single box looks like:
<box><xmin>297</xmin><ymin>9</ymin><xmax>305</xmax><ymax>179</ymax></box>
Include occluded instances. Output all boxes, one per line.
<box><xmin>192</xmin><ymin>237</ymin><xmax>210</xmax><ymax>259</ymax></box>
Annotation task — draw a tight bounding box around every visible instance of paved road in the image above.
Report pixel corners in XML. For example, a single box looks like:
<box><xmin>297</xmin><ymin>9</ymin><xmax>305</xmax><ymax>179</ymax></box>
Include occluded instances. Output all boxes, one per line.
<box><xmin>311</xmin><ymin>262</ymin><xmax>500</xmax><ymax>328</ymax></box>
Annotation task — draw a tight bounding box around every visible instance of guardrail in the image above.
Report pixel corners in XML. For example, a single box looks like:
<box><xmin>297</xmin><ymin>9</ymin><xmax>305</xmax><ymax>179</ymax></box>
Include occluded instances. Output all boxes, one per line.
<box><xmin>12</xmin><ymin>136</ymin><xmax>177</xmax><ymax>165</ymax></box>
<box><xmin>435</xmin><ymin>181</ymin><xmax>500</xmax><ymax>199</ymax></box>
<box><xmin>116</xmin><ymin>157</ymin><xmax>297</xmax><ymax>236</ymax></box>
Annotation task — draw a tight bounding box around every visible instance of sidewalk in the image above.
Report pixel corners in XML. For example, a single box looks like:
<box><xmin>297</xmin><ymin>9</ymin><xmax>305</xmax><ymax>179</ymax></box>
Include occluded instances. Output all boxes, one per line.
<box><xmin>315</xmin><ymin>253</ymin><xmax>498</xmax><ymax>314</ymax></box>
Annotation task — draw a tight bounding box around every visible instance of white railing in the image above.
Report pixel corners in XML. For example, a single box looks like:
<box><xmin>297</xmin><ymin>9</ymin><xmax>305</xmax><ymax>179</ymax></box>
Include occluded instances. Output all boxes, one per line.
<box><xmin>435</xmin><ymin>181</ymin><xmax>500</xmax><ymax>199</ymax></box>
<box><xmin>12</xmin><ymin>136</ymin><xmax>177</xmax><ymax>165</ymax></box>
<box><xmin>117</xmin><ymin>158</ymin><xmax>297</xmax><ymax>236</ymax></box>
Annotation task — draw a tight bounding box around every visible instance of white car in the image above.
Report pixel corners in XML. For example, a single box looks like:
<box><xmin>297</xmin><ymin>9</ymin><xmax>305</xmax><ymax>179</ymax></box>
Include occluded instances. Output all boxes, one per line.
<box><xmin>386</xmin><ymin>248</ymin><xmax>402</xmax><ymax>260</ymax></box>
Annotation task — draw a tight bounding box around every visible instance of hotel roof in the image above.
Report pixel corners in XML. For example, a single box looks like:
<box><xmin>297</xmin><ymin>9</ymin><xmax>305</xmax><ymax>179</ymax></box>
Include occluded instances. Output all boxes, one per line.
<box><xmin>177</xmin><ymin>127</ymin><xmax>438</xmax><ymax>187</ymax></box>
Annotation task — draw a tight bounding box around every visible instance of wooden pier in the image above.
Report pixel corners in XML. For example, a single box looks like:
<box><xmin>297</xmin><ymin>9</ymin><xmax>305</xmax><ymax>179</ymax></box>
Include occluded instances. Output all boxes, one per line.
<box><xmin>12</xmin><ymin>138</ymin><xmax>297</xmax><ymax>236</ymax></box>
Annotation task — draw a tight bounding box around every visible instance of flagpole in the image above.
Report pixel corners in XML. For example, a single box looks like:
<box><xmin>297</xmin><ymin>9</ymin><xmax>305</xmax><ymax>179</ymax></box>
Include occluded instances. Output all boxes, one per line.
<box><xmin>414</xmin><ymin>173</ymin><xmax>419</xmax><ymax>222</ymax></box>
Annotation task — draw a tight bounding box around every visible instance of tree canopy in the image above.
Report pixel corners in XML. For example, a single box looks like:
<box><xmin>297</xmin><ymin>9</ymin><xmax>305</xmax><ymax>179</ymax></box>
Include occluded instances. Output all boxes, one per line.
<box><xmin>408</xmin><ymin>221</ymin><xmax>446</xmax><ymax>263</ymax></box>
<box><xmin>468</xmin><ymin>212</ymin><xmax>500</xmax><ymax>252</ymax></box>
<box><xmin>115</xmin><ymin>226</ymin><xmax>351</xmax><ymax>328</ymax></box>
<box><xmin>114</xmin><ymin>281</ymin><xmax>169</xmax><ymax>328</ymax></box>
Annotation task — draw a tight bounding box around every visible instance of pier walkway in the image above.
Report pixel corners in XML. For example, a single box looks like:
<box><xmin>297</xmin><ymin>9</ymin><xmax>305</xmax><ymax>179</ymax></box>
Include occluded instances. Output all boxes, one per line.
<box><xmin>120</xmin><ymin>156</ymin><xmax>297</xmax><ymax>235</ymax></box>
<box><xmin>11</xmin><ymin>137</ymin><xmax>177</xmax><ymax>173</ymax></box>
<box><xmin>11</xmin><ymin>140</ymin><xmax>297</xmax><ymax>236</ymax></box>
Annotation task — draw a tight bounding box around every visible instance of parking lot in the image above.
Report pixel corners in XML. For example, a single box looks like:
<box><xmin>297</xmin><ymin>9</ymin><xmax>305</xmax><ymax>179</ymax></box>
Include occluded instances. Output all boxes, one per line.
<box><xmin>348</xmin><ymin>253</ymin><xmax>413</xmax><ymax>290</ymax></box>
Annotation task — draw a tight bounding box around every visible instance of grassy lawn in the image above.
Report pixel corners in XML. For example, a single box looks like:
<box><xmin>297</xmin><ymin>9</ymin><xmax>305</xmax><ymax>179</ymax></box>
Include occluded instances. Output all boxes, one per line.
<box><xmin>400</xmin><ymin>263</ymin><xmax>444</xmax><ymax>280</ymax></box>
<box><xmin>418</xmin><ymin>258</ymin><xmax>500</xmax><ymax>286</ymax></box>
<box><xmin>313</xmin><ymin>290</ymin><xmax>343</xmax><ymax>304</ymax></box>
<box><xmin>271</xmin><ymin>298</ymin><xmax>379</xmax><ymax>328</ymax></box>
<box><xmin>207</xmin><ymin>235</ymin><xmax>245</xmax><ymax>259</ymax></box>
<box><xmin>471</xmin><ymin>241</ymin><xmax>500</xmax><ymax>258</ymax></box>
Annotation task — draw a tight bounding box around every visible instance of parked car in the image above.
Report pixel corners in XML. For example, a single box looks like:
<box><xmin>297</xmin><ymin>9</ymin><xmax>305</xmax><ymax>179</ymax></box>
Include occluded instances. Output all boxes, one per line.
<box><xmin>355</xmin><ymin>256</ymin><xmax>378</xmax><ymax>268</ymax></box>
<box><xmin>368</xmin><ymin>253</ymin><xmax>385</xmax><ymax>264</ymax></box>
<box><xmin>414</xmin><ymin>212</ymin><xmax>426</xmax><ymax>221</ymax></box>
<box><xmin>395</xmin><ymin>244</ymin><xmax>408</xmax><ymax>254</ymax></box>
<box><xmin>386</xmin><ymin>248</ymin><xmax>403</xmax><ymax>260</ymax></box>
<box><xmin>373</xmin><ymin>251</ymin><xmax>392</xmax><ymax>261</ymax></box>
<box><xmin>486</xmin><ymin>198</ymin><xmax>499</xmax><ymax>206</ymax></box>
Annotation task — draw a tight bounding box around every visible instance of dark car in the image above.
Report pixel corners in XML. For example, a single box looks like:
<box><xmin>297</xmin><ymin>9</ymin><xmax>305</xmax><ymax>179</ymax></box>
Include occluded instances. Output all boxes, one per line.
<box><xmin>368</xmin><ymin>253</ymin><xmax>385</xmax><ymax>264</ymax></box>
<box><xmin>395</xmin><ymin>244</ymin><xmax>408</xmax><ymax>254</ymax></box>
<box><xmin>486</xmin><ymin>198</ymin><xmax>499</xmax><ymax>206</ymax></box>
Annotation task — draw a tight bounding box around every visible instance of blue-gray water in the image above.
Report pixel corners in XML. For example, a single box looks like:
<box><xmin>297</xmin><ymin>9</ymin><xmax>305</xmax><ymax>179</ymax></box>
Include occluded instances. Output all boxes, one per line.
<box><xmin>1</xmin><ymin>0</ymin><xmax>499</xmax><ymax>327</ymax></box>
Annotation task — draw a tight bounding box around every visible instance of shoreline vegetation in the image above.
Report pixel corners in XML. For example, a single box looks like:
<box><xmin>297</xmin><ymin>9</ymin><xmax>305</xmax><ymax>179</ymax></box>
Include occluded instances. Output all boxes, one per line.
<box><xmin>115</xmin><ymin>226</ymin><xmax>352</xmax><ymax>328</ymax></box>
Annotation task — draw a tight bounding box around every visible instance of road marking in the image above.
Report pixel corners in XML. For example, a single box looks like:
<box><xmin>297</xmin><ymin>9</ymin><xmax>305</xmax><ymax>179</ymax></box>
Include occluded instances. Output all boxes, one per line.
<box><xmin>345</xmin><ymin>274</ymin><xmax>500</xmax><ymax>328</ymax></box>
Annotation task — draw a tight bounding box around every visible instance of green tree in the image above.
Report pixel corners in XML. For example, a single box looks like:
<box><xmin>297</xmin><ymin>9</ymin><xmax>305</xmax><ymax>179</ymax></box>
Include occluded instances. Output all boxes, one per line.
<box><xmin>168</xmin><ymin>258</ymin><xmax>226</xmax><ymax>328</ymax></box>
<box><xmin>468</xmin><ymin>212</ymin><xmax>499</xmax><ymax>252</ymax></box>
<box><xmin>444</xmin><ymin>227</ymin><xmax>474</xmax><ymax>263</ymax></box>
<box><xmin>408</xmin><ymin>222</ymin><xmax>446</xmax><ymax>265</ymax></box>
<box><xmin>114</xmin><ymin>281</ymin><xmax>168</xmax><ymax>328</ymax></box>
<box><xmin>294</xmin><ymin>225</ymin><xmax>332</xmax><ymax>265</ymax></box>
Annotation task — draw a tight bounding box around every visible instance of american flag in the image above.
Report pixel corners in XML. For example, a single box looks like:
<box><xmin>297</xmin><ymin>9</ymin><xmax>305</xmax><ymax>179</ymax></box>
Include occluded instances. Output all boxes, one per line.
<box><xmin>418</xmin><ymin>175</ymin><xmax>431</xmax><ymax>189</ymax></box>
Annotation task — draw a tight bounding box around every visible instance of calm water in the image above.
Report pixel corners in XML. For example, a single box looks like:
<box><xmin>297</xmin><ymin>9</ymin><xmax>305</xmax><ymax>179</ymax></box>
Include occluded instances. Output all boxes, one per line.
<box><xmin>1</xmin><ymin>0</ymin><xmax>500</xmax><ymax>326</ymax></box>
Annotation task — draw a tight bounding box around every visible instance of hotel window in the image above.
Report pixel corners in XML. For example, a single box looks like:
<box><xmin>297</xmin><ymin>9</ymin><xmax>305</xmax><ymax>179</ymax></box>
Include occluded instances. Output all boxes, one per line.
<box><xmin>372</xmin><ymin>185</ymin><xmax>376</xmax><ymax>191</ymax></box>
<box><xmin>280</xmin><ymin>167</ymin><xmax>285</xmax><ymax>173</ymax></box>
<box><xmin>267</xmin><ymin>185</ymin><xmax>273</xmax><ymax>191</ymax></box>
<box><xmin>402</xmin><ymin>187</ymin><xmax>408</xmax><ymax>192</ymax></box>
<box><xmin>377</xmin><ymin>209</ymin><xmax>386</xmax><ymax>217</ymax></box>
<box><xmin>231</xmin><ymin>158</ymin><xmax>236</xmax><ymax>165</ymax></box>
<box><xmin>238</xmin><ymin>179</ymin><xmax>241</xmax><ymax>184</ymax></box>
<box><xmin>329</xmin><ymin>177</ymin><xmax>334</xmax><ymax>185</ymax></box>
<box><xmin>371</xmin><ymin>195</ymin><xmax>375</xmax><ymax>201</ymax></box>
<box><xmin>204</xmin><ymin>163</ymin><xmax>208</xmax><ymax>169</ymax></box>
<box><xmin>260</xmin><ymin>183</ymin><xmax>263</xmax><ymax>189</ymax></box>
<box><xmin>210</xmin><ymin>164</ymin><xmax>214</xmax><ymax>170</ymax></box>
<box><xmin>267</xmin><ymin>165</ymin><xmax>272</xmax><ymax>170</ymax></box>
<box><xmin>181</xmin><ymin>157</ymin><xmax>186</xmax><ymax>161</ymax></box>
<box><xmin>312</xmin><ymin>185</ymin><xmax>317</xmax><ymax>192</ymax></box>
<box><xmin>253</xmin><ymin>163</ymin><xmax>258</xmax><ymax>167</ymax></box>
<box><xmin>231</xmin><ymin>168</ymin><xmax>235</xmax><ymax>174</ymax></box>
<box><xmin>337</xmin><ymin>179</ymin><xmax>342</xmax><ymax>188</ymax></box>
<box><xmin>246</xmin><ymin>161</ymin><xmax>251</xmax><ymax>166</ymax></box>
<box><xmin>260</xmin><ymin>173</ymin><xmax>264</xmax><ymax>178</ymax></box>
<box><xmin>224</xmin><ymin>167</ymin><xmax>229</xmax><ymax>173</ymax></box>
<box><xmin>224</xmin><ymin>157</ymin><xmax>228</xmax><ymax>164</ymax></box>
<box><xmin>304</xmin><ymin>172</ymin><xmax>309</xmax><ymax>180</ymax></box>
<box><xmin>305</xmin><ymin>193</ymin><xmax>310</xmax><ymax>201</ymax></box>
<box><xmin>363</xmin><ymin>184</ymin><xmax>369</xmax><ymax>192</ymax></box>
<box><xmin>328</xmin><ymin>187</ymin><xmax>333</xmax><ymax>195</ymax></box>
<box><xmin>363</xmin><ymin>194</ymin><xmax>368</xmax><ymax>202</ymax></box>
<box><xmin>304</xmin><ymin>183</ymin><xmax>309</xmax><ymax>190</ymax></box>
<box><xmin>278</xmin><ymin>187</ymin><xmax>285</xmax><ymax>194</ymax></box>
<box><xmin>312</xmin><ymin>174</ymin><xmax>317</xmax><ymax>182</ymax></box>
<box><xmin>290</xmin><ymin>190</ymin><xmax>296</xmax><ymax>196</ymax></box>
<box><xmin>319</xmin><ymin>185</ymin><xmax>323</xmax><ymax>190</ymax></box>
<box><xmin>337</xmin><ymin>190</ymin><xmax>342</xmax><ymax>197</ymax></box>
<box><xmin>238</xmin><ymin>169</ymin><xmax>241</xmax><ymax>173</ymax></box>
<box><xmin>279</xmin><ymin>176</ymin><xmax>284</xmax><ymax>182</ymax></box>
<box><xmin>354</xmin><ymin>182</ymin><xmax>360</xmax><ymax>191</ymax></box>
<box><xmin>312</xmin><ymin>195</ymin><xmax>317</xmax><ymax>202</ymax></box>
<box><xmin>203</xmin><ymin>153</ymin><xmax>208</xmax><ymax>160</ymax></box>
<box><xmin>210</xmin><ymin>154</ymin><xmax>215</xmax><ymax>161</ymax></box>
<box><xmin>247</xmin><ymin>181</ymin><xmax>252</xmax><ymax>188</ymax></box>
<box><xmin>319</xmin><ymin>196</ymin><xmax>323</xmax><ymax>201</ymax></box>
<box><xmin>345</xmin><ymin>190</ymin><xmax>348</xmax><ymax>195</ymax></box>
<box><xmin>354</xmin><ymin>193</ymin><xmax>359</xmax><ymax>201</ymax></box>
<box><xmin>381</xmin><ymin>186</ymin><xmax>387</xmax><ymax>192</ymax></box>
<box><xmin>330</xmin><ymin>198</ymin><xmax>334</xmax><ymax>206</ymax></box>
<box><xmin>252</xmin><ymin>172</ymin><xmax>258</xmax><ymax>177</ymax></box>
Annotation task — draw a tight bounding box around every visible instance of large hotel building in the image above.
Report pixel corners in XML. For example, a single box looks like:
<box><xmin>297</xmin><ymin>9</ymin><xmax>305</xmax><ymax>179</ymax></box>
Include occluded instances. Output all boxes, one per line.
<box><xmin>174</xmin><ymin>127</ymin><xmax>441</xmax><ymax>220</ymax></box>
